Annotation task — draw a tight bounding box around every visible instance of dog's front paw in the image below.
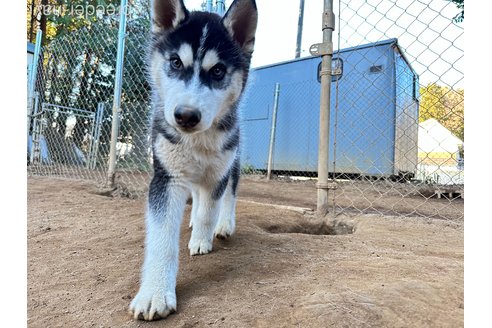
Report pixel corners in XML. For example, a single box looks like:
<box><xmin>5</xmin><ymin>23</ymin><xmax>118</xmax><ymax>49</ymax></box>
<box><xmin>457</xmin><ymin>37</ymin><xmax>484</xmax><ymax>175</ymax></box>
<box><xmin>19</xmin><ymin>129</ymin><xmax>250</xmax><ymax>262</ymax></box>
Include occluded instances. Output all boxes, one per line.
<box><xmin>188</xmin><ymin>237</ymin><xmax>213</xmax><ymax>256</ymax></box>
<box><xmin>214</xmin><ymin>218</ymin><xmax>235</xmax><ymax>239</ymax></box>
<box><xmin>129</xmin><ymin>288</ymin><xmax>176</xmax><ymax>321</ymax></box>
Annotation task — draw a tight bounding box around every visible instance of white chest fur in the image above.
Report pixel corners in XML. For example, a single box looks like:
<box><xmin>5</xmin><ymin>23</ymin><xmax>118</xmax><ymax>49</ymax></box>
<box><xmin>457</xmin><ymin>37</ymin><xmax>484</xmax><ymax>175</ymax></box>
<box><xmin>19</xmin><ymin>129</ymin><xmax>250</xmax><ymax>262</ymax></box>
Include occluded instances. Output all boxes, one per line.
<box><xmin>153</xmin><ymin>131</ymin><xmax>236</xmax><ymax>185</ymax></box>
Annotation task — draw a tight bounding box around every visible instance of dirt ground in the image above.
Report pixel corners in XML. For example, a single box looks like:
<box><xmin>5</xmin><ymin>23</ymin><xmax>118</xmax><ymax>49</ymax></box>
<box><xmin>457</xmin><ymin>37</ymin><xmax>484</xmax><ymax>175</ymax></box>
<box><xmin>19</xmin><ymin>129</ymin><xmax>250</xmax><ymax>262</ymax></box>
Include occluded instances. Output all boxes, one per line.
<box><xmin>27</xmin><ymin>176</ymin><xmax>464</xmax><ymax>328</ymax></box>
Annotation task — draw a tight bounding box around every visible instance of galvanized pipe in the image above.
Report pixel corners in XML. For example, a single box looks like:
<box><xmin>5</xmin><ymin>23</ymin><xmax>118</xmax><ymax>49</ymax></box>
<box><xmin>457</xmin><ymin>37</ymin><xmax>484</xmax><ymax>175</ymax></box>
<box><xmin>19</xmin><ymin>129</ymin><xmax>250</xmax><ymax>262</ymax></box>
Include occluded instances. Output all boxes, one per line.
<box><xmin>216</xmin><ymin>0</ymin><xmax>226</xmax><ymax>15</ymax></box>
<box><xmin>29</xmin><ymin>92</ymin><xmax>40</xmax><ymax>164</ymax></box>
<box><xmin>90</xmin><ymin>103</ymin><xmax>105</xmax><ymax>169</ymax></box>
<box><xmin>206</xmin><ymin>0</ymin><xmax>213</xmax><ymax>12</ymax></box>
<box><xmin>107</xmin><ymin>0</ymin><xmax>128</xmax><ymax>187</ymax></box>
<box><xmin>27</xmin><ymin>30</ymin><xmax>43</xmax><ymax>139</ymax></box>
<box><xmin>316</xmin><ymin>0</ymin><xmax>335</xmax><ymax>216</ymax></box>
<box><xmin>86</xmin><ymin>112</ymin><xmax>97</xmax><ymax>170</ymax></box>
<box><xmin>267</xmin><ymin>83</ymin><xmax>281</xmax><ymax>180</ymax></box>
<box><xmin>295</xmin><ymin>0</ymin><xmax>305</xmax><ymax>58</ymax></box>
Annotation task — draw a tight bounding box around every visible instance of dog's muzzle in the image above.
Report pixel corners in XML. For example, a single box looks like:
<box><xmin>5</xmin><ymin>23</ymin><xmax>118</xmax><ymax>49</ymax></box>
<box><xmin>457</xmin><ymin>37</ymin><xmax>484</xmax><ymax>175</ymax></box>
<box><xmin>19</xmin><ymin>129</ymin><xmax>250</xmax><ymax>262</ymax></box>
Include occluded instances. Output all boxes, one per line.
<box><xmin>174</xmin><ymin>106</ymin><xmax>201</xmax><ymax>129</ymax></box>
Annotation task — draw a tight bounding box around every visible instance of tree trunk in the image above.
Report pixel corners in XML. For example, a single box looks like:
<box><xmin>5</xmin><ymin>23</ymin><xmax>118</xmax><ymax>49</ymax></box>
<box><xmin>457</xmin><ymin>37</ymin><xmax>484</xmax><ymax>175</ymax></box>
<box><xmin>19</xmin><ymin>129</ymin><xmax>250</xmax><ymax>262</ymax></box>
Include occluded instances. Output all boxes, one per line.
<box><xmin>39</xmin><ymin>0</ymin><xmax>48</xmax><ymax>44</ymax></box>
<box><xmin>29</xmin><ymin>0</ymin><xmax>36</xmax><ymax>42</ymax></box>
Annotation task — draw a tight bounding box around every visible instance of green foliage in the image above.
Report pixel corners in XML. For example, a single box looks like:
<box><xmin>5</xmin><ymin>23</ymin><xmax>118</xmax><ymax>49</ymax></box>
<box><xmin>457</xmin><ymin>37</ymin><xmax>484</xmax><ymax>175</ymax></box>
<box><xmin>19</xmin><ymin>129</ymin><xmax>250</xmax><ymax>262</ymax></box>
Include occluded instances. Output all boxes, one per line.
<box><xmin>449</xmin><ymin>0</ymin><xmax>464</xmax><ymax>22</ymax></box>
<box><xmin>29</xmin><ymin>0</ymin><xmax>123</xmax><ymax>44</ymax></box>
<box><xmin>241</xmin><ymin>163</ymin><xmax>257</xmax><ymax>175</ymax></box>
<box><xmin>39</xmin><ymin>13</ymin><xmax>151</xmax><ymax>158</ymax></box>
<box><xmin>419</xmin><ymin>83</ymin><xmax>464</xmax><ymax>141</ymax></box>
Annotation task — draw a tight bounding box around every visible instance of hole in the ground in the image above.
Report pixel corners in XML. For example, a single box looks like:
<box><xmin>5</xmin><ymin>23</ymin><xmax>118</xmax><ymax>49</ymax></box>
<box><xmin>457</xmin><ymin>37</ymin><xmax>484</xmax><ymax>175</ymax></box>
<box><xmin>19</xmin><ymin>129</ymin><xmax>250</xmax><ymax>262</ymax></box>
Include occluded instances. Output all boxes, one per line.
<box><xmin>263</xmin><ymin>220</ymin><xmax>355</xmax><ymax>235</ymax></box>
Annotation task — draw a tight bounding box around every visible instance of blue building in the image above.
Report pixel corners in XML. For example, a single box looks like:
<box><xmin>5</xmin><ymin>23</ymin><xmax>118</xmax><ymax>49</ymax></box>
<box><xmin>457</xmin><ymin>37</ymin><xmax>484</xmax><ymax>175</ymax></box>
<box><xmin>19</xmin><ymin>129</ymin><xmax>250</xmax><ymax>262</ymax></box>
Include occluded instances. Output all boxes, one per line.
<box><xmin>240</xmin><ymin>39</ymin><xmax>419</xmax><ymax>178</ymax></box>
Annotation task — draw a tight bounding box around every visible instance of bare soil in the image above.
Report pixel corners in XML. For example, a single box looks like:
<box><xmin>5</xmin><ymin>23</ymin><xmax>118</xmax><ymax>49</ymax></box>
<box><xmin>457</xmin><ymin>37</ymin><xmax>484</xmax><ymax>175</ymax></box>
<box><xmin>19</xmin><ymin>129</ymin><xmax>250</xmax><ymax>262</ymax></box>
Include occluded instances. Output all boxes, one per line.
<box><xmin>27</xmin><ymin>176</ymin><xmax>463</xmax><ymax>327</ymax></box>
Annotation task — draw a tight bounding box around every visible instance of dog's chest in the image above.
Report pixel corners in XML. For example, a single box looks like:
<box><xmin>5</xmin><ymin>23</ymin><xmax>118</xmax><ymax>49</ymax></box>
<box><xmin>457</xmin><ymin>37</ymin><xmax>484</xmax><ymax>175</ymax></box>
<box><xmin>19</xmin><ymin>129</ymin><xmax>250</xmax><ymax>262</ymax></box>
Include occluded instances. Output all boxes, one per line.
<box><xmin>153</xmin><ymin>133</ymin><xmax>233</xmax><ymax>183</ymax></box>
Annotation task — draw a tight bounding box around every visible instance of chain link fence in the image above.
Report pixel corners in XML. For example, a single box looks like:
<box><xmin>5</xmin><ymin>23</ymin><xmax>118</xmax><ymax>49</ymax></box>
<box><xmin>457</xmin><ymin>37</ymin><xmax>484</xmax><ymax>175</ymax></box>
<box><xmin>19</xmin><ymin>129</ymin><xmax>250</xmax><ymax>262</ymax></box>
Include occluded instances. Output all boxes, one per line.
<box><xmin>332</xmin><ymin>0</ymin><xmax>463</xmax><ymax>218</ymax></box>
<box><xmin>27</xmin><ymin>7</ymin><xmax>152</xmax><ymax>197</ymax></box>
<box><xmin>27</xmin><ymin>0</ymin><xmax>464</xmax><ymax>218</ymax></box>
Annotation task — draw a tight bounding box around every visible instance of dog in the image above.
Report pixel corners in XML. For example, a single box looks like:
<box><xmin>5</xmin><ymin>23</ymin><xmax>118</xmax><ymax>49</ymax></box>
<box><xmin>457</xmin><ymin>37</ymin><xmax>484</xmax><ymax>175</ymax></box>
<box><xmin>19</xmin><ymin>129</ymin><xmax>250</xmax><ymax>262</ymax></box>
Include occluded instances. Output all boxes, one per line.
<box><xmin>129</xmin><ymin>0</ymin><xmax>258</xmax><ymax>321</ymax></box>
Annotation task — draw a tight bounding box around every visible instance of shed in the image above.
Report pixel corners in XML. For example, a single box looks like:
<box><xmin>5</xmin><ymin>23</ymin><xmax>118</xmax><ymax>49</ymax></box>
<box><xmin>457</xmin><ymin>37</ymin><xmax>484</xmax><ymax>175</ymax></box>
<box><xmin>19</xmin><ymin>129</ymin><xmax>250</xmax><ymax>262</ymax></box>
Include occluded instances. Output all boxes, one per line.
<box><xmin>240</xmin><ymin>38</ymin><xmax>419</xmax><ymax>178</ymax></box>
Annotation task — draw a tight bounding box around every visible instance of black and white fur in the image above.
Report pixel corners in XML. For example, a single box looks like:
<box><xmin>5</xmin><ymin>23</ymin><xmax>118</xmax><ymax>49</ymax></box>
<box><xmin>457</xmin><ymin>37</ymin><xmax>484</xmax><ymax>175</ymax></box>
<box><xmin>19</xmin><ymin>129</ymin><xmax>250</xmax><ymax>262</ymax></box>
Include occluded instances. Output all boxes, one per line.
<box><xmin>129</xmin><ymin>0</ymin><xmax>257</xmax><ymax>321</ymax></box>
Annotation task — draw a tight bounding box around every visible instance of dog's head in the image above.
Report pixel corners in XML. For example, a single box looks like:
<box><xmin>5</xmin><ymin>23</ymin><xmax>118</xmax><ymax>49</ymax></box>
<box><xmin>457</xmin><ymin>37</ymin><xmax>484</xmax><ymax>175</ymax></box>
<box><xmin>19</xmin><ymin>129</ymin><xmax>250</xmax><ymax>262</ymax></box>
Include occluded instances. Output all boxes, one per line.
<box><xmin>149</xmin><ymin>0</ymin><xmax>258</xmax><ymax>134</ymax></box>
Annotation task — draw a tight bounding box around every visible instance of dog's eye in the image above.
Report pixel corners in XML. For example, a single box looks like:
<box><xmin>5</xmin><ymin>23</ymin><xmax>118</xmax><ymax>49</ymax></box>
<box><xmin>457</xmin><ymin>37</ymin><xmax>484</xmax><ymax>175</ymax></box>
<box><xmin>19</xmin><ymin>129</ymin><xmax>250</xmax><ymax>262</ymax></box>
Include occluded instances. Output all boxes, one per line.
<box><xmin>210</xmin><ymin>64</ymin><xmax>226</xmax><ymax>80</ymax></box>
<box><xmin>170</xmin><ymin>56</ymin><xmax>183</xmax><ymax>70</ymax></box>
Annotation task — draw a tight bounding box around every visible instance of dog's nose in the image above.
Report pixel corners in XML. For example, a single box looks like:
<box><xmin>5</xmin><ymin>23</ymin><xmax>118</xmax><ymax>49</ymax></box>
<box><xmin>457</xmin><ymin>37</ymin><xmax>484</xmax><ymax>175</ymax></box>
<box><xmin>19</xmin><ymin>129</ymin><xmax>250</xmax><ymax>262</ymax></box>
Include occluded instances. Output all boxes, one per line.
<box><xmin>174</xmin><ymin>106</ymin><xmax>201</xmax><ymax>128</ymax></box>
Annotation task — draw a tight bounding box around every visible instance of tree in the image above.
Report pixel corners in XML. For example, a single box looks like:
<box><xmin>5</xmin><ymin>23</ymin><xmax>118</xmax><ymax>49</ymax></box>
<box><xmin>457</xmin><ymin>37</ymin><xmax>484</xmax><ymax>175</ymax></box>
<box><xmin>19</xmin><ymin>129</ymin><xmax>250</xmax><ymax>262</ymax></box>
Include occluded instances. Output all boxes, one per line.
<box><xmin>419</xmin><ymin>83</ymin><xmax>464</xmax><ymax>141</ymax></box>
<box><xmin>38</xmin><ymin>15</ymin><xmax>152</xmax><ymax>166</ymax></box>
<box><xmin>443</xmin><ymin>87</ymin><xmax>465</xmax><ymax>141</ymax></box>
<box><xmin>27</xmin><ymin>0</ymin><xmax>121</xmax><ymax>45</ymax></box>
<box><xmin>29</xmin><ymin>0</ymin><xmax>153</xmax><ymax>167</ymax></box>
<box><xmin>27</xmin><ymin>0</ymin><xmax>57</xmax><ymax>43</ymax></box>
<box><xmin>449</xmin><ymin>0</ymin><xmax>464</xmax><ymax>23</ymax></box>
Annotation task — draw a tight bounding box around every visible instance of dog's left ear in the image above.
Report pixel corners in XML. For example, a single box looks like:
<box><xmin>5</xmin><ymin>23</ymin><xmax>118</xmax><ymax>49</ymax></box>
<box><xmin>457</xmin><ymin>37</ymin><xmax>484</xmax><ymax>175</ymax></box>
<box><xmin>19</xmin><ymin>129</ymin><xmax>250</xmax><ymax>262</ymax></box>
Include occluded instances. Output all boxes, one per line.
<box><xmin>222</xmin><ymin>0</ymin><xmax>258</xmax><ymax>55</ymax></box>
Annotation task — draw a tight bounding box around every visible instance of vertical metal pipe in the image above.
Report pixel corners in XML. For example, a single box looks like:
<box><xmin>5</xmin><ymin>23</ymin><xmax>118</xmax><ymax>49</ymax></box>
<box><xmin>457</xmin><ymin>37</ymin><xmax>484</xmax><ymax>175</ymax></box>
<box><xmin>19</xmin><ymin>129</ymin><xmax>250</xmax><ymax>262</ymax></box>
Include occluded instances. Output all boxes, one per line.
<box><xmin>86</xmin><ymin>111</ymin><xmax>97</xmax><ymax>169</ymax></box>
<box><xmin>30</xmin><ymin>92</ymin><xmax>40</xmax><ymax>164</ymax></box>
<box><xmin>267</xmin><ymin>83</ymin><xmax>281</xmax><ymax>180</ymax></box>
<box><xmin>206</xmin><ymin>0</ymin><xmax>213</xmax><ymax>12</ymax></box>
<box><xmin>107</xmin><ymin>0</ymin><xmax>128</xmax><ymax>187</ymax></box>
<box><xmin>216</xmin><ymin>0</ymin><xmax>226</xmax><ymax>15</ymax></box>
<box><xmin>28</xmin><ymin>30</ymin><xmax>43</xmax><ymax>139</ymax></box>
<box><xmin>91</xmin><ymin>103</ymin><xmax>105</xmax><ymax>170</ymax></box>
<box><xmin>316</xmin><ymin>0</ymin><xmax>335</xmax><ymax>215</ymax></box>
<box><xmin>295</xmin><ymin>0</ymin><xmax>305</xmax><ymax>58</ymax></box>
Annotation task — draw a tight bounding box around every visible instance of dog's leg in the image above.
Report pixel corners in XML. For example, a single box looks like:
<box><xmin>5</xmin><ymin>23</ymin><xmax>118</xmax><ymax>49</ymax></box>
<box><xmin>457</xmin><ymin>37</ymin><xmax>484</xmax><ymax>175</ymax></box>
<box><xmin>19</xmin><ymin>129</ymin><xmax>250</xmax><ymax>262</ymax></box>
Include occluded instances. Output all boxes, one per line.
<box><xmin>129</xmin><ymin>173</ymin><xmax>188</xmax><ymax>321</ymax></box>
<box><xmin>215</xmin><ymin>155</ymin><xmax>239</xmax><ymax>239</ymax></box>
<box><xmin>188</xmin><ymin>184</ymin><xmax>225</xmax><ymax>255</ymax></box>
<box><xmin>214</xmin><ymin>181</ymin><xmax>236</xmax><ymax>239</ymax></box>
<box><xmin>189</xmin><ymin>189</ymin><xmax>199</xmax><ymax>229</ymax></box>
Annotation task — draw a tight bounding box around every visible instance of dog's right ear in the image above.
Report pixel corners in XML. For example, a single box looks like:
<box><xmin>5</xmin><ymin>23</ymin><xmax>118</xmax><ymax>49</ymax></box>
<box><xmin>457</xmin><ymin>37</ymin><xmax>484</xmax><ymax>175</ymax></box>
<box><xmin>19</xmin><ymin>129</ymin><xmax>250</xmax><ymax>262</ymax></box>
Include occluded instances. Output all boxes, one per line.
<box><xmin>151</xmin><ymin>0</ymin><xmax>189</xmax><ymax>33</ymax></box>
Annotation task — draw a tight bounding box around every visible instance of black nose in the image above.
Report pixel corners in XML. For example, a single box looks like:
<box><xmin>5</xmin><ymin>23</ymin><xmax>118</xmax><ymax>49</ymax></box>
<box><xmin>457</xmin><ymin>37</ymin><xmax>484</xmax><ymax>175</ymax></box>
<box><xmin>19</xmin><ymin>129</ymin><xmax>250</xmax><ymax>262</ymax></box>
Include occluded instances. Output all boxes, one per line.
<box><xmin>174</xmin><ymin>106</ymin><xmax>201</xmax><ymax>128</ymax></box>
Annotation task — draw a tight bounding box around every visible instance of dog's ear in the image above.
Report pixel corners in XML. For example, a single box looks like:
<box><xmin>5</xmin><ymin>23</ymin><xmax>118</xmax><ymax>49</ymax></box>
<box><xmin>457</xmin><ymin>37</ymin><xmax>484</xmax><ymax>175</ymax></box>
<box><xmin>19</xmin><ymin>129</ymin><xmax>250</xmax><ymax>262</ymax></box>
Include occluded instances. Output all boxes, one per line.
<box><xmin>151</xmin><ymin>0</ymin><xmax>189</xmax><ymax>33</ymax></box>
<box><xmin>222</xmin><ymin>0</ymin><xmax>258</xmax><ymax>55</ymax></box>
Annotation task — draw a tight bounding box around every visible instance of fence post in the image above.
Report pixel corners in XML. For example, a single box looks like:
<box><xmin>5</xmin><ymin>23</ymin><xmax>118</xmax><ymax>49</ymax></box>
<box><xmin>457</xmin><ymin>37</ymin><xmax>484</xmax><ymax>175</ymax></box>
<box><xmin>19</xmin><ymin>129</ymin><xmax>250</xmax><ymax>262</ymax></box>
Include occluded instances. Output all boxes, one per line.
<box><xmin>267</xmin><ymin>83</ymin><xmax>281</xmax><ymax>180</ymax></box>
<box><xmin>206</xmin><ymin>0</ymin><xmax>213</xmax><ymax>12</ymax></box>
<box><xmin>27</xmin><ymin>30</ymin><xmax>43</xmax><ymax>140</ymax></box>
<box><xmin>295</xmin><ymin>0</ymin><xmax>305</xmax><ymax>58</ymax></box>
<box><xmin>90</xmin><ymin>103</ymin><xmax>105</xmax><ymax>170</ymax></box>
<box><xmin>29</xmin><ymin>92</ymin><xmax>41</xmax><ymax>164</ymax></box>
<box><xmin>216</xmin><ymin>0</ymin><xmax>226</xmax><ymax>15</ymax></box>
<box><xmin>107</xmin><ymin>0</ymin><xmax>128</xmax><ymax>187</ymax></box>
<box><xmin>311</xmin><ymin>0</ymin><xmax>335</xmax><ymax>216</ymax></box>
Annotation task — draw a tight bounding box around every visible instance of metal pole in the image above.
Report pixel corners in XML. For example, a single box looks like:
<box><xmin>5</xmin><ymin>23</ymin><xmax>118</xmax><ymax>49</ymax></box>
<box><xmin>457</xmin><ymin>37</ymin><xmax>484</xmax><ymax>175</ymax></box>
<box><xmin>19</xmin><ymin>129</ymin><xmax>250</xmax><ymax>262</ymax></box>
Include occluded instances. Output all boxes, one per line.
<box><xmin>107</xmin><ymin>0</ymin><xmax>128</xmax><ymax>187</ymax></box>
<box><xmin>267</xmin><ymin>83</ymin><xmax>280</xmax><ymax>180</ymax></box>
<box><xmin>30</xmin><ymin>92</ymin><xmax>40</xmax><ymax>164</ymax></box>
<box><xmin>206</xmin><ymin>0</ymin><xmax>213</xmax><ymax>12</ymax></box>
<box><xmin>86</xmin><ymin>111</ymin><xmax>97</xmax><ymax>170</ymax></box>
<box><xmin>28</xmin><ymin>30</ymin><xmax>43</xmax><ymax>139</ymax></box>
<box><xmin>311</xmin><ymin>0</ymin><xmax>335</xmax><ymax>216</ymax></box>
<box><xmin>216</xmin><ymin>0</ymin><xmax>226</xmax><ymax>15</ymax></box>
<box><xmin>295</xmin><ymin>0</ymin><xmax>305</xmax><ymax>58</ymax></box>
<box><xmin>91</xmin><ymin>103</ymin><xmax>105</xmax><ymax>170</ymax></box>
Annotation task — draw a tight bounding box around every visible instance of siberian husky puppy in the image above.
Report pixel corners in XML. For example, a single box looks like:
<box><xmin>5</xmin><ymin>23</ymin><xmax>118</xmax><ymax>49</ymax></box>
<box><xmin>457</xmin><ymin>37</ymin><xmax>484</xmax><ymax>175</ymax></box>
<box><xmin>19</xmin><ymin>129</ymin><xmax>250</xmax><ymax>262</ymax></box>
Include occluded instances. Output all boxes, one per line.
<box><xmin>129</xmin><ymin>0</ymin><xmax>257</xmax><ymax>320</ymax></box>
